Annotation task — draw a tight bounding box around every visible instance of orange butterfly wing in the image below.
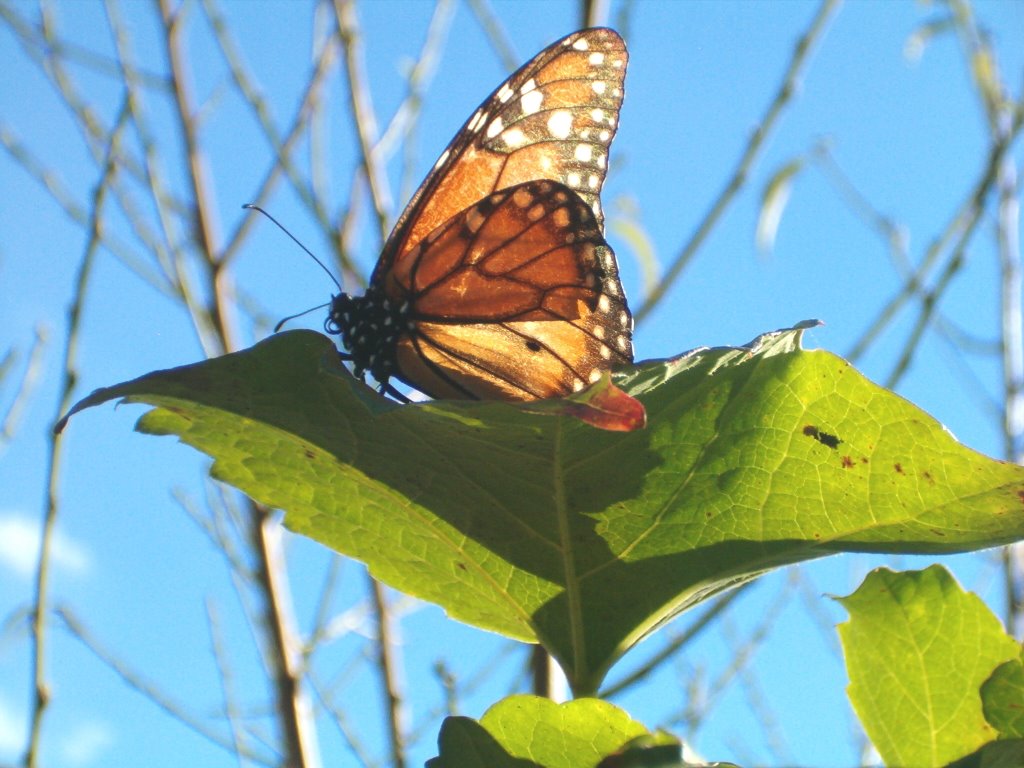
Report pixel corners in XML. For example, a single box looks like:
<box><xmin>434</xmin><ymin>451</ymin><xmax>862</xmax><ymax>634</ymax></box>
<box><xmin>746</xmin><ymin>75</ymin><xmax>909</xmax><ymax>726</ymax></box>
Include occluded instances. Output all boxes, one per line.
<box><xmin>375</xmin><ymin>27</ymin><xmax>627</xmax><ymax>287</ymax></box>
<box><xmin>329</xmin><ymin>28</ymin><xmax>632</xmax><ymax>402</ymax></box>
<box><xmin>392</xmin><ymin>179</ymin><xmax>632</xmax><ymax>400</ymax></box>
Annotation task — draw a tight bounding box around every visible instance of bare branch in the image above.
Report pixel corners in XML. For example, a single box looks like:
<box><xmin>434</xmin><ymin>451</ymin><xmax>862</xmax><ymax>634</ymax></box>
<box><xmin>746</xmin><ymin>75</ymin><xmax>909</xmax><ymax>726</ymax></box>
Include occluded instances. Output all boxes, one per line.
<box><xmin>24</xmin><ymin>96</ymin><xmax>130</xmax><ymax>768</ymax></box>
<box><xmin>634</xmin><ymin>0</ymin><xmax>840</xmax><ymax>325</ymax></box>
<box><xmin>0</xmin><ymin>327</ymin><xmax>46</xmax><ymax>454</ymax></box>
<box><xmin>334</xmin><ymin>0</ymin><xmax>392</xmax><ymax>246</ymax></box>
<box><xmin>369</xmin><ymin>576</ymin><xmax>407</xmax><ymax>768</ymax></box>
<box><xmin>57</xmin><ymin>606</ymin><xmax>276</xmax><ymax>764</ymax></box>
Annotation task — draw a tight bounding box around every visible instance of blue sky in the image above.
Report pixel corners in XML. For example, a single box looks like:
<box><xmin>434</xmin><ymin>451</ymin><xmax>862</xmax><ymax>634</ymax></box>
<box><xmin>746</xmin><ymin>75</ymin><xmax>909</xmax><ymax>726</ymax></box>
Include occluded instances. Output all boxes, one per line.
<box><xmin>2</xmin><ymin>1</ymin><xmax>1023</xmax><ymax>766</ymax></box>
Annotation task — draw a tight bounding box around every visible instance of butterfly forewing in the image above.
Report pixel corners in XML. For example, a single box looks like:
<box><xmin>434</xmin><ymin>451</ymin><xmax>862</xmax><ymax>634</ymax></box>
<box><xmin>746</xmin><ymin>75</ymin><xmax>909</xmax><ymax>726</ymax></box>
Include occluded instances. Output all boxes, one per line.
<box><xmin>375</xmin><ymin>28</ymin><xmax>627</xmax><ymax>289</ymax></box>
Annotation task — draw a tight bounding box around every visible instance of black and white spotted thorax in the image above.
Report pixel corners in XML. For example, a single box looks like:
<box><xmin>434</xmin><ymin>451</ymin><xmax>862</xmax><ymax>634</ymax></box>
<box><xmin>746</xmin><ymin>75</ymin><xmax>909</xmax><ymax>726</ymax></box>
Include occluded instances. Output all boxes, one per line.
<box><xmin>326</xmin><ymin>287</ymin><xmax>409</xmax><ymax>386</ymax></box>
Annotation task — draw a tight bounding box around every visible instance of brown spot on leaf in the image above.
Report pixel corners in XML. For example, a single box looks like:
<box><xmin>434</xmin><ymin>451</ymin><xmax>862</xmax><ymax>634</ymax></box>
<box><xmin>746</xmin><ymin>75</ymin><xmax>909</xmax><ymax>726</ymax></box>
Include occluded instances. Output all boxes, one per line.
<box><xmin>1017</xmin><ymin>490</ymin><xmax>1024</xmax><ymax>505</ymax></box>
<box><xmin>930</xmin><ymin>529</ymin><xmax>946</xmax><ymax>537</ymax></box>
<box><xmin>894</xmin><ymin>463</ymin><xmax>904</xmax><ymax>474</ymax></box>
<box><xmin>842</xmin><ymin>456</ymin><xmax>854</xmax><ymax>468</ymax></box>
<box><xmin>803</xmin><ymin>424</ymin><xmax>842</xmax><ymax>449</ymax></box>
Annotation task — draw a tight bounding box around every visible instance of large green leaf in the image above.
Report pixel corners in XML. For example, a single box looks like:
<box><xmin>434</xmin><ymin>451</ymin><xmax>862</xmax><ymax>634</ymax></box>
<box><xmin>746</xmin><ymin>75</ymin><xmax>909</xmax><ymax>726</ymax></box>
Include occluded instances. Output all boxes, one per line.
<box><xmin>837</xmin><ymin>566</ymin><xmax>1020</xmax><ymax>766</ymax></box>
<box><xmin>58</xmin><ymin>325</ymin><xmax>1024</xmax><ymax>693</ymax></box>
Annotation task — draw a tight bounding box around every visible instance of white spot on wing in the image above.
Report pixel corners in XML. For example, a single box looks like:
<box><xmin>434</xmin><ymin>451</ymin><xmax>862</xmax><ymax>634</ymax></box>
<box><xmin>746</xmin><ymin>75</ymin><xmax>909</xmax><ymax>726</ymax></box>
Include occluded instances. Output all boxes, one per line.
<box><xmin>574</xmin><ymin>144</ymin><xmax>593</xmax><ymax>162</ymax></box>
<box><xmin>572</xmin><ymin>38</ymin><xmax>590</xmax><ymax>51</ymax></box>
<box><xmin>434</xmin><ymin>148</ymin><xmax>450</xmax><ymax>169</ymax></box>
<box><xmin>468</xmin><ymin>109</ymin><xmax>488</xmax><ymax>132</ymax></box>
<box><xmin>497</xmin><ymin>83</ymin><xmax>514</xmax><ymax>103</ymax></box>
<box><xmin>520</xmin><ymin>78</ymin><xmax>537</xmax><ymax>94</ymax></box>
<box><xmin>598</xmin><ymin>294</ymin><xmax>611</xmax><ymax>312</ymax></box>
<box><xmin>566</xmin><ymin>171</ymin><xmax>581</xmax><ymax>188</ymax></box>
<box><xmin>502</xmin><ymin>127</ymin><xmax>527</xmax><ymax>148</ymax></box>
<box><xmin>547</xmin><ymin>110</ymin><xmax>573</xmax><ymax>140</ymax></box>
<box><xmin>521</xmin><ymin>89</ymin><xmax>544</xmax><ymax>116</ymax></box>
<box><xmin>592</xmin><ymin>81</ymin><xmax>607</xmax><ymax>95</ymax></box>
<box><xmin>589</xmin><ymin>52</ymin><xmax>605</xmax><ymax>66</ymax></box>
<box><xmin>486</xmin><ymin>116</ymin><xmax>504</xmax><ymax>139</ymax></box>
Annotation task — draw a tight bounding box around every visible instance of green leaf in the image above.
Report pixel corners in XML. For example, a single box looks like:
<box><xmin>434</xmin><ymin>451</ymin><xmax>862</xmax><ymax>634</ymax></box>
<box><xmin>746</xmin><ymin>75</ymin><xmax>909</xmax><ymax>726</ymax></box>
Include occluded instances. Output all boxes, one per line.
<box><xmin>427</xmin><ymin>695</ymin><xmax>671</xmax><ymax>768</ymax></box>
<box><xmin>947</xmin><ymin>739</ymin><xmax>1024</xmax><ymax>768</ymax></box>
<box><xmin>982</xmin><ymin>650</ymin><xmax>1024</xmax><ymax>738</ymax></box>
<box><xmin>756</xmin><ymin>158</ymin><xmax>803</xmax><ymax>254</ymax></box>
<box><xmin>837</xmin><ymin>566</ymin><xmax>1020</xmax><ymax>766</ymax></box>
<box><xmin>58</xmin><ymin>326</ymin><xmax>1024</xmax><ymax>694</ymax></box>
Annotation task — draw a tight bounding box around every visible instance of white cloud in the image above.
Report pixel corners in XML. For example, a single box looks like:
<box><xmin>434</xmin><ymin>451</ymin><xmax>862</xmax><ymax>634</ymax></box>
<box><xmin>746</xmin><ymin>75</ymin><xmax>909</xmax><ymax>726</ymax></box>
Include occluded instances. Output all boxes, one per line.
<box><xmin>0</xmin><ymin>513</ymin><xmax>90</xmax><ymax>580</ymax></box>
<box><xmin>0</xmin><ymin>696</ymin><xmax>113</xmax><ymax>767</ymax></box>
<box><xmin>0</xmin><ymin>694</ymin><xmax>27</xmax><ymax>755</ymax></box>
<box><xmin>60</xmin><ymin>721</ymin><xmax>114</xmax><ymax>767</ymax></box>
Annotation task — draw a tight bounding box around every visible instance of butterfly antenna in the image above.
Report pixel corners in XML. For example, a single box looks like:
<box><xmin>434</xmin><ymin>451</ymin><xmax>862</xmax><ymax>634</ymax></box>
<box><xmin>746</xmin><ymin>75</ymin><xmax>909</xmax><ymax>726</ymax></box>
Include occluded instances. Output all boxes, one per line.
<box><xmin>274</xmin><ymin>302</ymin><xmax>330</xmax><ymax>333</ymax></box>
<box><xmin>243</xmin><ymin>203</ymin><xmax>342</xmax><ymax>291</ymax></box>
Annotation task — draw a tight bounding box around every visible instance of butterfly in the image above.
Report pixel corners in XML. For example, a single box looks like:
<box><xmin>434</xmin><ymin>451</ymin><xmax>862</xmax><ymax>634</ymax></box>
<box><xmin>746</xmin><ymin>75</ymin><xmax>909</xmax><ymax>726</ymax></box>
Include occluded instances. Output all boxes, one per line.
<box><xmin>328</xmin><ymin>28</ymin><xmax>633</xmax><ymax>402</ymax></box>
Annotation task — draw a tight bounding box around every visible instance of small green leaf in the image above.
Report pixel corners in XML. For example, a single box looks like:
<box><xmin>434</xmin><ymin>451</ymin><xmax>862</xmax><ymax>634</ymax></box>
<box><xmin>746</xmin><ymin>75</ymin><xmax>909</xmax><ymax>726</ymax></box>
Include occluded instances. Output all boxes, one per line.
<box><xmin>756</xmin><ymin>158</ymin><xmax>803</xmax><ymax>254</ymax></box>
<box><xmin>59</xmin><ymin>327</ymin><xmax>1024</xmax><ymax>693</ymax></box>
<box><xmin>837</xmin><ymin>566</ymin><xmax>1020</xmax><ymax>766</ymax></box>
<box><xmin>427</xmin><ymin>695</ymin><xmax>663</xmax><ymax>768</ymax></box>
<box><xmin>947</xmin><ymin>739</ymin><xmax>1024</xmax><ymax>768</ymax></box>
<box><xmin>982</xmin><ymin>651</ymin><xmax>1024</xmax><ymax>738</ymax></box>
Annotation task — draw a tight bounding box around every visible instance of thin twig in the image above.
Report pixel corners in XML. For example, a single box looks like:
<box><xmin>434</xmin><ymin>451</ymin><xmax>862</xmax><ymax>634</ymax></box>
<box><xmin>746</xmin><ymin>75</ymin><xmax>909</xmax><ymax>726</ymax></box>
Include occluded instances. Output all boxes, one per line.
<box><xmin>368</xmin><ymin>576</ymin><xmax>407</xmax><ymax>768</ymax></box>
<box><xmin>56</xmin><ymin>606</ymin><xmax>276</xmax><ymax>764</ymax></box>
<box><xmin>37</xmin><ymin>0</ymin><xmax>185</xmax><ymax>280</ymax></box>
<box><xmin>0</xmin><ymin>0</ymin><xmax>165</xmax><ymax>86</ymax></box>
<box><xmin>846</xmin><ymin>102</ymin><xmax>1024</xmax><ymax>367</ymax></box>
<box><xmin>0</xmin><ymin>123</ymin><xmax>171</xmax><ymax>295</ymax></box>
<box><xmin>634</xmin><ymin>0</ymin><xmax>840</xmax><ymax>325</ymax></box>
<box><xmin>0</xmin><ymin>327</ymin><xmax>46</xmax><ymax>453</ymax></box>
<box><xmin>308</xmin><ymin>673</ymin><xmax>376</xmax><ymax>768</ymax></box>
<box><xmin>206</xmin><ymin>599</ymin><xmax>248</xmax><ymax>768</ymax></box>
<box><xmin>201</xmin><ymin>0</ymin><xmax>342</xmax><ymax>269</ymax></box>
<box><xmin>465</xmin><ymin>0</ymin><xmax>518</xmax><ymax>72</ymax></box>
<box><xmin>334</xmin><ymin>0</ymin><xmax>392</xmax><ymax>246</ymax></box>
<box><xmin>23</xmin><ymin>96</ymin><xmax>130</xmax><ymax>768</ymax></box>
<box><xmin>599</xmin><ymin>582</ymin><xmax>753</xmax><ymax>698</ymax></box>
<box><xmin>377</xmin><ymin>0</ymin><xmax>453</xmax><ymax>207</ymax></box>
<box><xmin>160</xmin><ymin>0</ymin><xmax>232</xmax><ymax>356</ymax></box>
<box><xmin>104</xmin><ymin>0</ymin><xmax>183</xmax><ymax>292</ymax></box>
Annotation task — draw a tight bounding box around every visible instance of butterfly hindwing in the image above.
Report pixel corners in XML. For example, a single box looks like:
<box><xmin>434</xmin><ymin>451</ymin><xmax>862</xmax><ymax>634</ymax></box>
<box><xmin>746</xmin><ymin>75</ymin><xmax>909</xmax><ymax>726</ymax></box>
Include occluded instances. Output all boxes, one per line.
<box><xmin>391</xmin><ymin>180</ymin><xmax>631</xmax><ymax>400</ymax></box>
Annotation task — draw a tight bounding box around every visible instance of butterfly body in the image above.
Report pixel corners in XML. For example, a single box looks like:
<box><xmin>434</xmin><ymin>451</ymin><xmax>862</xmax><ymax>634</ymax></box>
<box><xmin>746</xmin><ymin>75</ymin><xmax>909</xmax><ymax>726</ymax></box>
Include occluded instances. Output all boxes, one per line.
<box><xmin>329</xmin><ymin>28</ymin><xmax>632</xmax><ymax>402</ymax></box>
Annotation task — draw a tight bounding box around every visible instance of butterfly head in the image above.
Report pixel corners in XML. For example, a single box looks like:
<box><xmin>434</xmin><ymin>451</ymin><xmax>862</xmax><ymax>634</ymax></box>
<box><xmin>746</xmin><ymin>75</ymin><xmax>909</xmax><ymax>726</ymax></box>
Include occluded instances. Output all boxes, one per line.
<box><xmin>327</xmin><ymin>288</ymin><xmax>410</xmax><ymax>387</ymax></box>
